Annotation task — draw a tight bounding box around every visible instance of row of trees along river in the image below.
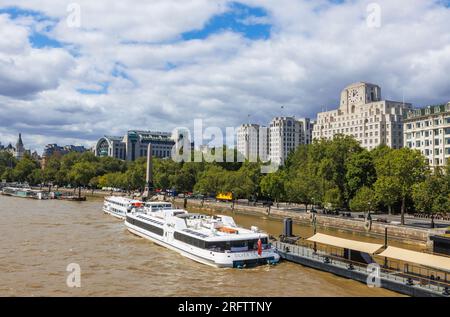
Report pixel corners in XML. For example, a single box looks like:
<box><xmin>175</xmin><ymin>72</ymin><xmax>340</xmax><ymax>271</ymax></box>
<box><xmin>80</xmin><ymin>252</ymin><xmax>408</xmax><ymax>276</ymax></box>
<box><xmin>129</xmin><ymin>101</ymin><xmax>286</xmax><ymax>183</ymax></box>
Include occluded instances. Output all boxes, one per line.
<box><xmin>1</xmin><ymin>135</ymin><xmax>449</xmax><ymax>224</ymax></box>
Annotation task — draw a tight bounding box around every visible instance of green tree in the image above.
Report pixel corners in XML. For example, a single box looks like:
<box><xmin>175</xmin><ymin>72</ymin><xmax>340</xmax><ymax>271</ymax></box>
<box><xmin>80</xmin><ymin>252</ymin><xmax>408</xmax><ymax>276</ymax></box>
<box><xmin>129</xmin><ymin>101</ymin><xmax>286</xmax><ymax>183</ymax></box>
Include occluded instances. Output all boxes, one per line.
<box><xmin>285</xmin><ymin>167</ymin><xmax>322</xmax><ymax>211</ymax></box>
<box><xmin>98</xmin><ymin>172</ymin><xmax>126</xmax><ymax>189</ymax></box>
<box><xmin>260</xmin><ymin>171</ymin><xmax>286</xmax><ymax>207</ymax></box>
<box><xmin>0</xmin><ymin>152</ymin><xmax>16</xmax><ymax>177</ymax></box>
<box><xmin>13</xmin><ymin>157</ymin><xmax>39</xmax><ymax>182</ymax></box>
<box><xmin>78</xmin><ymin>151</ymin><xmax>99</xmax><ymax>163</ymax></box>
<box><xmin>153</xmin><ymin>158</ymin><xmax>180</xmax><ymax>190</ymax></box>
<box><xmin>1</xmin><ymin>167</ymin><xmax>14</xmax><ymax>182</ymax></box>
<box><xmin>370</xmin><ymin>145</ymin><xmax>392</xmax><ymax>162</ymax></box>
<box><xmin>124</xmin><ymin>159</ymin><xmax>146</xmax><ymax>191</ymax></box>
<box><xmin>376</xmin><ymin>148</ymin><xmax>428</xmax><ymax>224</ymax></box>
<box><xmin>302</xmin><ymin>135</ymin><xmax>363</xmax><ymax>207</ymax></box>
<box><xmin>168</xmin><ymin>162</ymin><xmax>202</xmax><ymax>193</ymax></box>
<box><xmin>194</xmin><ymin>165</ymin><xmax>227</xmax><ymax>196</ymax></box>
<box><xmin>349</xmin><ymin>186</ymin><xmax>377</xmax><ymax>214</ymax></box>
<box><xmin>68</xmin><ymin>162</ymin><xmax>97</xmax><ymax>197</ymax></box>
<box><xmin>345</xmin><ymin>150</ymin><xmax>376</xmax><ymax>200</ymax></box>
<box><xmin>323</xmin><ymin>187</ymin><xmax>343</xmax><ymax>210</ymax></box>
<box><xmin>374</xmin><ymin>176</ymin><xmax>400</xmax><ymax>215</ymax></box>
<box><xmin>42</xmin><ymin>154</ymin><xmax>61</xmax><ymax>186</ymax></box>
<box><xmin>56</xmin><ymin>152</ymin><xmax>81</xmax><ymax>185</ymax></box>
<box><xmin>89</xmin><ymin>176</ymin><xmax>100</xmax><ymax>192</ymax></box>
<box><xmin>412</xmin><ymin>170</ymin><xmax>449</xmax><ymax>216</ymax></box>
<box><xmin>227</xmin><ymin>162</ymin><xmax>261</xmax><ymax>199</ymax></box>
<box><xmin>97</xmin><ymin>156</ymin><xmax>127</xmax><ymax>175</ymax></box>
<box><xmin>29</xmin><ymin>168</ymin><xmax>43</xmax><ymax>186</ymax></box>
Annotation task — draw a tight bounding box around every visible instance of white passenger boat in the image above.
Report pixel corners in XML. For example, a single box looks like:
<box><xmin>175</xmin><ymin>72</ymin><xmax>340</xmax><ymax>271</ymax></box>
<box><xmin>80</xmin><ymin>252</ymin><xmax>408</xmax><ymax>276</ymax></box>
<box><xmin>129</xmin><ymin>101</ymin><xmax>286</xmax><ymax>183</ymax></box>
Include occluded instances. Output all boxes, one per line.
<box><xmin>102</xmin><ymin>196</ymin><xmax>143</xmax><ymax>219</ymax></box>
<box><xmin>125</xmin><ymin>203</ymin><xmax>280</xmax><ymax>268</ymax></box>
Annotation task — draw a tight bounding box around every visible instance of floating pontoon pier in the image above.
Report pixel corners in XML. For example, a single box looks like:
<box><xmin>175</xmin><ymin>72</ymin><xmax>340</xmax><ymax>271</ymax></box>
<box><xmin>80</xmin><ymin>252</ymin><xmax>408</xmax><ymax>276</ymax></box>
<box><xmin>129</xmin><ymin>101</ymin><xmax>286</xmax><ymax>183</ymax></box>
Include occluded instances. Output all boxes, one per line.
<box><xmin>274</xmin><ymin>232</ymin><xmax>450</xmax><ymax>297</ymax></box>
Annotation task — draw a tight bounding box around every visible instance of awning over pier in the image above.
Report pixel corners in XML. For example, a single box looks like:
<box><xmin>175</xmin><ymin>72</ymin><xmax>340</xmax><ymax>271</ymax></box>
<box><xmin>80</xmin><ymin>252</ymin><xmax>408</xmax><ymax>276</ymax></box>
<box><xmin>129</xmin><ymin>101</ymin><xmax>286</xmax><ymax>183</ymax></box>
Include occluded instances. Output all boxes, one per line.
<box><xmin>307</xmin><ymin>233</ymin><xmax>384</xmax><ymax>254</ymax></box>
<box><xmin>379</xmin><ymin>247</ymin><xmax>450</xmax><ymax>272</ymax></box>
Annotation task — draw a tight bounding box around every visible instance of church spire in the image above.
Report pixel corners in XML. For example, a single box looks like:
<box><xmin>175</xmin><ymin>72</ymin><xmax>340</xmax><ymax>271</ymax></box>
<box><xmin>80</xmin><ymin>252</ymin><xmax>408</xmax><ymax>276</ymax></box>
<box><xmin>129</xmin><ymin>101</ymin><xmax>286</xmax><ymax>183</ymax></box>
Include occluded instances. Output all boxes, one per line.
<box><xmin>17</xmin><ymin>133</ymin><xmax>23</xmax><ymax>147</ymax></box>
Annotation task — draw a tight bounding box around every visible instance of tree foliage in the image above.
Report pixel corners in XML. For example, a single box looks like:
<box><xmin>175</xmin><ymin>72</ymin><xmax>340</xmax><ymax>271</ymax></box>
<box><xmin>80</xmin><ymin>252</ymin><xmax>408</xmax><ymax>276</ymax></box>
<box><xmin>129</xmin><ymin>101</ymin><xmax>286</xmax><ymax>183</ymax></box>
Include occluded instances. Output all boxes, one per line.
<box><xmin>2</xmin><ymin>135</ymin><xmax>449</xmax><ymax>215</ymax></box>
<box><xmin>349</xmin><ymin>186</ymin><xmax>377</xmax><ymax>213</ymax></box>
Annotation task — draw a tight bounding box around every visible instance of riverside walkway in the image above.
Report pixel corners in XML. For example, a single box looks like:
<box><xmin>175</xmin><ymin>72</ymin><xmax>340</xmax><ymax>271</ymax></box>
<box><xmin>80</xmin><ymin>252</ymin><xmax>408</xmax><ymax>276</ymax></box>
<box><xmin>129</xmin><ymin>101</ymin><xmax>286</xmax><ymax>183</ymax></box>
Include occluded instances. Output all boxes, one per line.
<box><xmin>176</xmin><ymin>198</ymin><xmax>442</xmax><ymax>246</ymax></box>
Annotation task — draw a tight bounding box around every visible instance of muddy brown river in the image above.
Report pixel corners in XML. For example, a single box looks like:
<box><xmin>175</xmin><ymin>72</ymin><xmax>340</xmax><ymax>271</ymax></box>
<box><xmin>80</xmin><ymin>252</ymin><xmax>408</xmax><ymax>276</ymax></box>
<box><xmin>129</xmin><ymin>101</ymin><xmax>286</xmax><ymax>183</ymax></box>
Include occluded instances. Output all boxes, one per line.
<box><xmin>0</xmin><ymin>195</ymin><xmax>404</xmax><ymax>297</ymax></box>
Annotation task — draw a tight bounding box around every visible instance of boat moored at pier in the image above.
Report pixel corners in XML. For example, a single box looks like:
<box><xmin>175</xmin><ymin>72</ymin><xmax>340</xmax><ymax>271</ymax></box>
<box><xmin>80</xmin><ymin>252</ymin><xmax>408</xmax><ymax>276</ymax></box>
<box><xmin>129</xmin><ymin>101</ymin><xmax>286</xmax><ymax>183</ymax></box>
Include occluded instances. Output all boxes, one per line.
<box><xmin>1</xmin><ymin>187</ymin><xmax>49</xmax><ymax>200</ymax></box>
<box><xmin>103</xmin><ymin>196</ymin><xmax>143</xmax><ymax>219</ymax></box>
<box><xmin>125</xmin><ymin>204</ymin><xmax>280</xmax><ymax>268</ymax></box>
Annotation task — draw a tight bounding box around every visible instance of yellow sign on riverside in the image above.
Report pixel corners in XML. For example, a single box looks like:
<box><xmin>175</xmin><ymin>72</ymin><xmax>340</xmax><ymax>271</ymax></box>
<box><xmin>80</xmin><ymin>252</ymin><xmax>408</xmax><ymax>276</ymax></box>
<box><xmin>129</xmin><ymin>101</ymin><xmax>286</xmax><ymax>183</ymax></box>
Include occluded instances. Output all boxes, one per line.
<box><xmin>216</xmin><ymin>192</ymin><xmax>233</xmax><ymax>201</ymax></box>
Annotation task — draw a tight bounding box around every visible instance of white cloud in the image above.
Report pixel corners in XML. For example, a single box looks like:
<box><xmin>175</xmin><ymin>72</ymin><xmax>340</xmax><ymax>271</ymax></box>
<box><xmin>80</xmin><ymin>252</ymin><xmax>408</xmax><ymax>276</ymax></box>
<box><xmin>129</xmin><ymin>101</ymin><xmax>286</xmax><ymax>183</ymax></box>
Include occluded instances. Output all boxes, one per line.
<box><xmin>0</xmin><ymin>0</ymin><xmax>449</xmax><ymax>153</ymax></box>
<box><xmin>0</xmin><ymin>14</ymin><xmax>74</xmax><ymax>98</ymax></box>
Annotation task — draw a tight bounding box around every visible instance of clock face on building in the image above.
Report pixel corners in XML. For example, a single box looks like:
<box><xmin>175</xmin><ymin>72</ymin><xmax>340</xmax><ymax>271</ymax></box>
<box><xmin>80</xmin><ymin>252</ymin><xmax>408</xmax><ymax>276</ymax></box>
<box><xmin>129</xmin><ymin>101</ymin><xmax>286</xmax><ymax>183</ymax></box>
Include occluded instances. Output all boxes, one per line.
<box><xmin>348</xmin><ymin>88</ymin><xmax>360</xmax><ymax>104</ymax></box>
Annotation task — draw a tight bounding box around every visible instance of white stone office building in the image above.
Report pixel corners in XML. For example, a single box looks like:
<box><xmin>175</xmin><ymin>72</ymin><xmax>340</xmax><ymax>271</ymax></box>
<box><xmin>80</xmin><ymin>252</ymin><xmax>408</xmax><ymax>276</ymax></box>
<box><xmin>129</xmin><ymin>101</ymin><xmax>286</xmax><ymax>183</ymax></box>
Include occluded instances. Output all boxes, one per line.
<box><xmin>404</xmin><ymin>103</ymin><xmax>450</xmax><ymax>168</ymax></box>
<box><xmin>269</xmin><ymin>117</ymin><xmax>308</xmax><ymax>166</ymax></box>
<box><xmin>236</xmin><ymin>124</ymin><xmax>269</xmax><ymax>162</ymax></box>
<box><xmin>313</xmin><ymin>82</ymin><xmax>412</xmax><ymax>150</ymax></box>
<box><xmin>297</xmin><ymin>118</ymin><xmax>315</xmax><ymax>145</ymax></box>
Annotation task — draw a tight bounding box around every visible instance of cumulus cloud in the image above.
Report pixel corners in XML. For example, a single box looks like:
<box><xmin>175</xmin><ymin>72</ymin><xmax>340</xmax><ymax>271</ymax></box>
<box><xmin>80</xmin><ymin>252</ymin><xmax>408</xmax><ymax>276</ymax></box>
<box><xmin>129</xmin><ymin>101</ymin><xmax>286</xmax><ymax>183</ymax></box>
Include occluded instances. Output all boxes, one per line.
<box><xmin>0</xmin><ymin>14</ymin><xmax>74</xmax><ymax>98</ymax></box>
<box><xmin>0</xmin><ymin>0</ymin><xmax>449</xmax><ymax>152</ymax></box>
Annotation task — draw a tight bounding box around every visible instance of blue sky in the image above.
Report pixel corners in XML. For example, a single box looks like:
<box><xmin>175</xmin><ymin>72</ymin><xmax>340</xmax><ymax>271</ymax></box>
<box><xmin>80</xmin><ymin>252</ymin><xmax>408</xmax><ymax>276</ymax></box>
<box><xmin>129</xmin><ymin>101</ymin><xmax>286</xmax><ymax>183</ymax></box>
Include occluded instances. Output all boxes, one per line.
<box><xmin>182</xmin><ymin>2</ymin><xmax>272</xmax><ymax>41</ymax></box>
<box><xmin>1</xmin><ymin>2</ymin><xmax>273</xmax><ymax>51</ymax></box>
<box><xmin>0</xmin><ymin>0</ymin><xmax>450</xmax><ymax>152</ymax></box>
<box><xmin>0</xmin><ymin>7</ymin><xmax>62</xmax><ymax>48</ymax></box>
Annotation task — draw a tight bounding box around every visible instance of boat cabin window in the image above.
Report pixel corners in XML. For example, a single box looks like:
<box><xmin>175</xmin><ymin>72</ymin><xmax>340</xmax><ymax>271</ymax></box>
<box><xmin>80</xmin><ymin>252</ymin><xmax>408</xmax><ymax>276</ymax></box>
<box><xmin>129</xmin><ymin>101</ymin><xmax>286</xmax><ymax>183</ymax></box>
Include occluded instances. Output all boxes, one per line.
<box><xmin>173</xmin><ymin>233</ymin><xmax>268</xmax><ymax>252</ymax></box>
<box><xmin>206</xmin><ymin>238</ymin><xmax>268</xmax><ymax>252</ymax></box>
<box><xmin>127</xmin><ymin>216</ymin><xmax>164</xmax><ymax>236</ymax></box>
<box><xmin>174</xmin><ymin>232</ymin><xmax>206</xmax><ymax>249</ymax></box>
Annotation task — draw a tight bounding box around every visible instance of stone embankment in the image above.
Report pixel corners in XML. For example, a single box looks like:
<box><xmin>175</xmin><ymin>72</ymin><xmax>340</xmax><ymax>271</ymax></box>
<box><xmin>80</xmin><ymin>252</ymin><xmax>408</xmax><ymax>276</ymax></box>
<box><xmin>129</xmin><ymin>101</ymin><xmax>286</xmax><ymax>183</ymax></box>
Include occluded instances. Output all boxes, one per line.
<box><xmin>173</xmin><ymin>198</ymin><xmax>445</xmax><ymax>248</ymax></box>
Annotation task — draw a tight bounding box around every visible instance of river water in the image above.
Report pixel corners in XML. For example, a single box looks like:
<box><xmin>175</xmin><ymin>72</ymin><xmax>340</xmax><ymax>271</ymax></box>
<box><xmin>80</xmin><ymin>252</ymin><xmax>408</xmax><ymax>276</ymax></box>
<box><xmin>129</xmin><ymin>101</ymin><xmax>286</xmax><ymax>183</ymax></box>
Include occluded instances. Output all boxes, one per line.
<box><xmin>0</xmin><ymin>195</ymin><xmax>404</xmax><ymax>297</ymax></box>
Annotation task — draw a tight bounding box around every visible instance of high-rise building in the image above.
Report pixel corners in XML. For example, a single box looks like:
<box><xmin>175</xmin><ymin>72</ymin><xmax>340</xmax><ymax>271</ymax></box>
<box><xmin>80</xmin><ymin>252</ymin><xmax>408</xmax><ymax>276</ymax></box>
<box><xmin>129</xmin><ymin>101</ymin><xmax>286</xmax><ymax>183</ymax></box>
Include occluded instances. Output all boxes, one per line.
<box><xmin>404</xmin><ymin>102</ymin><xmax>450</xmax><ymax>168</ymax></box>
<box><xmin>95</xmin><ymin>130</ymin><xmax>176</xmax><ymax>161</ymax></box>
<box><xmin>297</xmin><ymin>118</ymin><xmax>314</xmax><ymax>145</ymax></box>
<box><xmin>269</xmin><ymin>117</ymin><xmax>305</xmax><ymax>166</ymax></box>
<box><xmin>236</xmin><ymin>124</ymin><xmax>269</xmax><ymax>162</ymax></box>
<box><xmin>313</xmin><ymin>82</ymin><xmax>412</xmax><ymax>150</ymax></box>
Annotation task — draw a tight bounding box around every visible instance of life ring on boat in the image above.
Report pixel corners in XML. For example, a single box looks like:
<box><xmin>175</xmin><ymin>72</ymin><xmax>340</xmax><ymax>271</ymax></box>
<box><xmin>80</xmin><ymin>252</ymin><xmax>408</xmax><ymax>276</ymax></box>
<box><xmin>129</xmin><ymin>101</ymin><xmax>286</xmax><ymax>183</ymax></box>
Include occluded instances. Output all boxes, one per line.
<box><xmin>217</xmin><ymin>227</ymin><xmax>238</xmax><ymax>234</ymax></box>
